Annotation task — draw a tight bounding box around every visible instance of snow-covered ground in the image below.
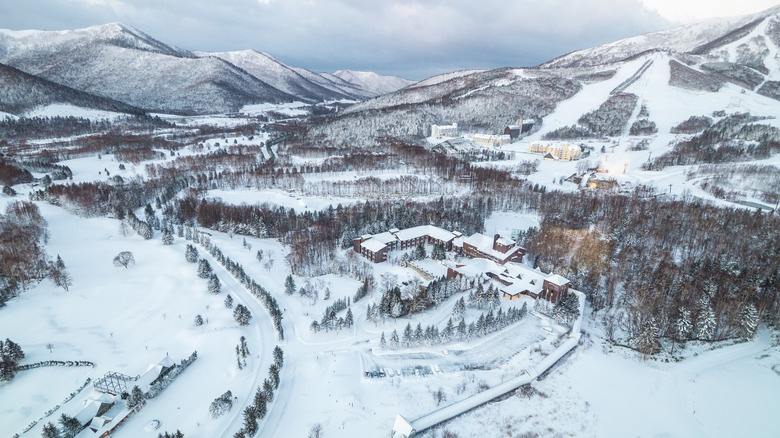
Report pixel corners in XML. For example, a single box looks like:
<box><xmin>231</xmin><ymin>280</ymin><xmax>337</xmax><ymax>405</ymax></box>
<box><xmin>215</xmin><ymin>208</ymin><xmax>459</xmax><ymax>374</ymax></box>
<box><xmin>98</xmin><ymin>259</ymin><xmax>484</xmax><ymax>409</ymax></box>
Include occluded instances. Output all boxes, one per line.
<box><xmin>24</xmin><ymin>104</ymin><xmax>128</xmax><ymax>121</ymax></box>
<box><xmin>430</xmin><ymin>320</ymin><xmax>780</xmax><ymax>438</ymax></box>
<box><xmin>206</xmin><ymin>189</ymin><xmax>360</xmax><ymax>212</ymax></box>
<box><xmin>240</xmin><ymin>102</ymin><xmax>310</xmax><ymax>117</ymax></box>
<box><xmin>0</xmin><ymin>201</ymin><xmax>275</xmax><ymax>438</ymax></box>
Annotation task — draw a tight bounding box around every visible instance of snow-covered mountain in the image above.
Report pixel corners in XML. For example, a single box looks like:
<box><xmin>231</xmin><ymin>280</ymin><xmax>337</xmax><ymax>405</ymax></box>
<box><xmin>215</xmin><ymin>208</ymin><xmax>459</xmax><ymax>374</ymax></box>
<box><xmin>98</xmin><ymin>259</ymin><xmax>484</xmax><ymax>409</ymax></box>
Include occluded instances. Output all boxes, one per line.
<box><xmin>0</xmin><ymin>23</ymin><xmax>295</xmax><ymax>115</ymax></box>
<box><xmin>0</xmin><ymin>23</ymin><xmax>416</xmax><ymax>115</ymax></box>
<box><xmin>0</xmin><ymin>61</ymin><xmax>143</xmax><ymax>116</ymax></box>
<box><xmin>332</xmin><ymin>70</ymin><xmax>416</xmax><ymax>97</ymax></box>
<box><xmin>311</xmin><ymin>5</ymin><xmax>780</xmax><ymax>148</ymax></box>
<box><xmin>198</xmin><ymin>50</ymin><xmax>354</xmax><ymax>103</ymax></box>
<box><xmin>197</xmin><ymin>50</ymin><xmax>412</xmax><ymax>102</ymax></box>
<box><xmin>541</xmin><ymin>5</ymin><xmax>780</xmax><ymax>69</ymax></box>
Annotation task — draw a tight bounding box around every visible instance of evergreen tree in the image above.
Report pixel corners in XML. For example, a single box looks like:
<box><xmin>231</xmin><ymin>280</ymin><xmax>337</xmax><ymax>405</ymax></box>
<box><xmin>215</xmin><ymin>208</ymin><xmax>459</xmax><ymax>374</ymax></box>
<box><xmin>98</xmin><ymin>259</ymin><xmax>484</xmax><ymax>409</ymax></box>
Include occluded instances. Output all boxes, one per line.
<box><xmin>197</xmin><ymin>259</ymin><xmax>213</xmax><ymax>278</ymax></box>
<box><xmin>414</xmin><ymin>243</ymin><xmax>426</xmax><ymax>260</ymax></box>
<box><xmin>262</xmin><ymin>378</ymin><xmax>274</xmax><ymax>401</ymax></box>
<box><xmin>284</xmin><ymin>275</ymin><xmax>295</xmax><ymax>295</ymax></box>
<box><xmin>185</xmin><ymin>244</ymin><xmax>198</xmax><ymax>263</ymax></box>
<box><xmin>471</xmin><ymin>282</ymin><xmax>485</xmax><ymax>308</ymax></box>
<box><xmin>476</xmin><ymin>313</ymin><xmax>486</xmax><ymax>336</ymax></box>
<box><xmin>224</xmin><ymin>294</ymin><xmax>234</xmax><ymax>308</ymax></box>
<box><xmin>379</xmin><ymin>331</ymin><xmax>387</xmax><ymax>349</ymax></box>
<box><xmin>552</xmin><ymin>294</ymin><xmax>580</xmax><ymax>325</ymax></box>
<box><xmin>254</xmin><ymin>389</ymin><xmax>268</xmax><ymax>420</ymax></box>
<box><xmin>208</xmin><ymin>274</ymin><xmax>221</xmax><ymax>294</ymax></box>
<box><xmin>209</xmin><ymin>391</ymin><xmax>233</xmax><ymax>419</ymax></box>
<box><xmin>41</xmin><ymin>422</ymin><xmax>59</xmax><ymax>438</ymax></box>
<box><xmin>737</xmin><ymin>303</ymin><xmax>759</xmax><ymax>339</ymax></box>
<box><xmin>389</xmin><ymin>329</ymin><xmax>399</xmax><ymax>349</ymax></box>
<box><xmin>234</xmin><ymin>304</ymin><xmax>252</xmax><ymax>326</ymax></box>
<box><xmin>443</xmin><ymin>318</ymin><xmax>454</xmax><ymax>343</ymax></box>
<box><xmin>635</xmin><ymin>318</ymin><xmax>660</xmax><ymax>355</ymax></box>
<box><xmin>402</xmin><ymin>322</ymin><xmax>413</xmax><ymax>347</ymax></box>
<box><xmin>2</xmin><ymin>338</ymin><xmax>24</xmax><ymax>362</ymax></box>
<box><xmin>310</xmin><ymin>320</ymin><xmax>321</xmax><ymax>333</ymax></box>
<box><xmin>431</xmin><ymin>243</ymin><xmax>446</xmax><ymax>260</ymax></box>
<box><xmin>323</xmin><ymin>287</ymin><xmax>331</xmax><ymax>301</ymax></box>
<box><xmin>452</xmin><ymin>297</ymin><xmax>466</xmax><ymax>320</ymax></box>
<box><xmin>675</xmin><ymin>306</ymin><xmax>692</xmax><ymax>341</ymax></box>
<box><xmin>273</xmin><ymin>346</ymin><xmax>284</xmax><ymax>367</ymax></box>
<box><xmin>59</xmin><ymin>413</ymin><xmax>81</xmax><ymax>438</ymax></box>
<box><xmin>485</xmin><ymin>310</ymin><xmax>495</xmax><ymax>333</ymax></box>
<box><xmin>413</xmin><ymin>323</ymin><xmax>423</xmax><ymax>345</ymax></box>
<box><xmin>696</xmin><ymin>298</ymin><xmax>717</xmax><ymax>341</ymax></box>
<box><xmin>391</xmin><ymin>301</ymin><xmax>403</xmax><ymax>319</ymax></box>
<box><xmin>269</xmin><ymin>364</ymin><xmax>280</xmax><ymax>389</ymax></box>
<box><xmin>519</xmin><ymin>302</ymin><xmax>528</xmax><ymax>318</ymax></box>
<box><xmin>345</xmin><ymin>308</ymin><xmax>354</xmax><ymax>328</ymax></box>
<box><xmin>243</xmin><ymin>406</ymin><xmax>258</xmax><ymax>436</ymax></box>
<box><xmin>456</xmin><ymin>319</ymin><xmax>467</xmax><ymax>341</ymax></box>
<box><xmin>162</xmin><ymin>228</ymin><xmax>174</xmax><ymax>245</ymax></box>
<box><xmin>466</xmin><ymin>322</ymin><xmax>476</xmax><ymax>342</ymax></box>
<box><xmin>240</xmin><ymin>336</ymin><xmax>249</xmax><ymax>358</ymax></box>
<box><xmin>194</xmin><ymin>314</ymin><xmax>204</xmax><ymax>326</ymax></box>
<box><xmin>126</xmin><ymin>385</ymin><xmax>145</xmax><ymax>408</ymax></box>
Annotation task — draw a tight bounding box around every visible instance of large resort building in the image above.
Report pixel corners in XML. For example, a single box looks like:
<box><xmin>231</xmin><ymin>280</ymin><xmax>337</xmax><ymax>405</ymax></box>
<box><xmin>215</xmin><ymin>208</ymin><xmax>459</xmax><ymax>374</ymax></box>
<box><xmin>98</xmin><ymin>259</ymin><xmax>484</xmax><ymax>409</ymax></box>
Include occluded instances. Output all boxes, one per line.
<box><xmin>353</xmin><ymin>226</ymin><xmax>524</xmax><ymax>265</ymax></box>
<box><xmin>353</xmin><ymin>225</ymin><xmax>572</xmax><ymax>304</ymax></box>
<box><xmin>431</xmin><ymin>123</ymin><xmax>459</xmax><ymax>139</ymax></box>
<box><xmin>529</xmin><ymin>141</ymin><xmax>582</xmax><ymax>161</ymax></box>
<box><xmin>445</xmin><ymin>258</ymin><xmax>572</xmax><ymax>304</ymax></box>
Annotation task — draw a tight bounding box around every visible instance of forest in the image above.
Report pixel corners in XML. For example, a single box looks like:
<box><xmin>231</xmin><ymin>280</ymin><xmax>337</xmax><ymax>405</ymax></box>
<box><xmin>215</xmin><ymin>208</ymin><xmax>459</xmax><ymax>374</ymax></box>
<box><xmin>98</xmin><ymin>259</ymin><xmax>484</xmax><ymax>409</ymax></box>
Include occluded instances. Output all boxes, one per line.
<box><xmin>4</xmin><ymin>111</ymin><xmax>778</xmax><ymax>356</ymax></box>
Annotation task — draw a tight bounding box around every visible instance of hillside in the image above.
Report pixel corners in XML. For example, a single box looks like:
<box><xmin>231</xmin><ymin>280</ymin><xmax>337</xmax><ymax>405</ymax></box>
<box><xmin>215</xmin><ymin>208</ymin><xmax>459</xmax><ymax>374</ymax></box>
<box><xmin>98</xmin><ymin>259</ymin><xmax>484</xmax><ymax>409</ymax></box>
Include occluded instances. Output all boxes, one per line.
<box><xmin>308</xmin><ymin>7</ymin><xmax>780</xmax><ymax>150</ymax></box>
<box><xmin>540</xmin><ymin>5</ymin><xmax>780</xmax><ymax>68</ymax></box>
<box><xmin>0</xmin><ymin>23</ymin><xmax>296</xmax><ymax>115</ymax></box>
<box><xmin>332</xmin><ymin>70</ymin><xmax>416</xmax><ymax>97</ymax></box>
<box><xmin>199</xmin><ymin>50</ymin><xmax>357</xmax><ymax>102</ymax></box>
<box><xmin>0</xmin><ymin>23</ymin><xmax>417</xmax><ymax>115</ymax></box>
<box><xmin>0</xmin><ymin>62</ymin><xmax>143</xmax><ymax>116</ymax></box>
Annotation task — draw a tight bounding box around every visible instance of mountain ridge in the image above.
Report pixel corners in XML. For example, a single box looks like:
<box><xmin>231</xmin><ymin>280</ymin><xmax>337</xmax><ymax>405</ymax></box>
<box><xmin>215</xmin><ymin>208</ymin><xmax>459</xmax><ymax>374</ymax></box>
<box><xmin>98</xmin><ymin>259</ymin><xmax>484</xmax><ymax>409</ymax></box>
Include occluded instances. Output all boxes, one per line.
<box><xmin>0</xmin><ymin>22</ymin><xmax>415</xmax><ymax>115</ymax></box>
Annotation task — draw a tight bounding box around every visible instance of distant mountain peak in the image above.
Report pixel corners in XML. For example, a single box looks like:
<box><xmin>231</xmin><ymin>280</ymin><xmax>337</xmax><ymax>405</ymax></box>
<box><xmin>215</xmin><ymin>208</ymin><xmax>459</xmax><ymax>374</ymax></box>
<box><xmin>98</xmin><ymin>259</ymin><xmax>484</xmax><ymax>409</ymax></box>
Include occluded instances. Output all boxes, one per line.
<box><xmin>333</xmin><ymin>70</ymin><xmax>416</xmax><ymax>96</ymax></box>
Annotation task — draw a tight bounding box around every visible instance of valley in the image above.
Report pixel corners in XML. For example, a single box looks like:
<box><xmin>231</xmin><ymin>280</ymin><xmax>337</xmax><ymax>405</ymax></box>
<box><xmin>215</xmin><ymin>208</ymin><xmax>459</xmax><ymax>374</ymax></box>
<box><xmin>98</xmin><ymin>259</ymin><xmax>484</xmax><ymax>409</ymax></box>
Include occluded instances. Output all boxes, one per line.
<box><xmin>2</xmin><ymin>5</ymin><xmax>780</xmax><ymax>438</ymax></box>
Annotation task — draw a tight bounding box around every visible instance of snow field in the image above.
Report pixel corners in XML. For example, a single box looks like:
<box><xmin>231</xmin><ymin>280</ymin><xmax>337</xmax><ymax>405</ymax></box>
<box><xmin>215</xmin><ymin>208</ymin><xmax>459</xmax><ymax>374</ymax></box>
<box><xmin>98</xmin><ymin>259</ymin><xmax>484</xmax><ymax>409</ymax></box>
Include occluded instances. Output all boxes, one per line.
<box><xmin>0</xmin><ymin>202</ymin><xmax>270</xmax><ymax>438</ymax></box>
<box><xmin>205</xmin><ymin>189</ymin><xmax>361</xmax><ymax>213</ymax></box>
<box><xmin>23</xmin><ymin>104</ymin><xmax>128</xmax><ymax>121</ymax></box>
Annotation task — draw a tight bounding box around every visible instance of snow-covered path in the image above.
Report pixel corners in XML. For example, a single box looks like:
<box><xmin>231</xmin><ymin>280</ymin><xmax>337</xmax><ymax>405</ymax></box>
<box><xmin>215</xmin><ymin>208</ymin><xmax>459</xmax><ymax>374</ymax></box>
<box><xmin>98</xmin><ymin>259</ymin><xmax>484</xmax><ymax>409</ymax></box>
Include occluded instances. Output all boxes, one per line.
<box><xmin>399</xmin><ymin>292</ymin><xmax>585</xmax><ymax>437</ymax></box>
<box><xmin>191</xmin><ymin>241</ymin><xmax>278</xmax><ymax>438</ymax></box>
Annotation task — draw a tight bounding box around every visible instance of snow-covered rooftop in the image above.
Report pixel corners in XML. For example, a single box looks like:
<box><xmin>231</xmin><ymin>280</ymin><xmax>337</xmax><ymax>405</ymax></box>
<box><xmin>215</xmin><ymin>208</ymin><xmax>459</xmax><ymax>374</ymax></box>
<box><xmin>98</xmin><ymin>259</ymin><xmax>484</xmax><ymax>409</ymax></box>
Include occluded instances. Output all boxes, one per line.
<box><xmin>392</xmin><ymin>225</ymin><xmax>456</xmax><ymax>243</ymax></box>
<box><xmin>449</xmin><ymin>258</ymin><xmax>504</xmax><ymax>278</ymax></box>
<box><xmin>372</xmin><ymin>231</ymin><xmax>399</xmax><ymax>245</ymax></box>
<box><xmin>411</xmin><ymin>259</ymin><xmax>449</xmax><ymax>279</ymax></box>
<box><xmin>361</xmin><ymin>238</ymin><xmax>387</xmax><ymax>253</ymax></box>
<box><xmin>464</xmin><ymin>233</ymin><xmax>520</xmax><ymax>262</ymax></box>
<box><xmin>546</xmin><ymin>274</ymin><xmax>570</xmax><ymax>286</ymax></box>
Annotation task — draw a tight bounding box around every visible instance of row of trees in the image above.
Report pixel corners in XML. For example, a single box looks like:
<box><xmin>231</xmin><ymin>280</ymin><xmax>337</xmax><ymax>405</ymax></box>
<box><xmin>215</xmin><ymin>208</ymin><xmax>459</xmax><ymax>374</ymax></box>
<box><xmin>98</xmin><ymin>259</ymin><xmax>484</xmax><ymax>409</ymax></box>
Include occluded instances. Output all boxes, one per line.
<box><xmin>40</xmin><ymin>413</ymin><xmax>81</xmax><ymax>438</ymax></box>
<box><xmin>184</xmin><ymin>230</ymin><xmax>284</xmax><ymax>340</ymax></box>
<box><xmin>380</xmin><ymin>303</ymin><xmax>528</xmax><ymax>349</ymax></box>
<box><xmin>234</xmin><ymin>346</ymin><xmax>284</xmax><ymax>438</ymax></box>
<box><xmin>0</xmin><ymin>201</ymin><xmax>51</xmax><ymax>305</ymax></box>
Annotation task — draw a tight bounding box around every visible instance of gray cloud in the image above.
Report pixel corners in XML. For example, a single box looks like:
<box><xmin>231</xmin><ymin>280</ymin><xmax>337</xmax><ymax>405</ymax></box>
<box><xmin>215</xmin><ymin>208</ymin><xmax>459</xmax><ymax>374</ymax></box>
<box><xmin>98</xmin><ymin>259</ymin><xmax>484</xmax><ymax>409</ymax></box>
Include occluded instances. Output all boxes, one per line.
<box><xmin>0</xmin><ymin>0</ymin><xmax>677</xmax><ymax>79</ymax></box>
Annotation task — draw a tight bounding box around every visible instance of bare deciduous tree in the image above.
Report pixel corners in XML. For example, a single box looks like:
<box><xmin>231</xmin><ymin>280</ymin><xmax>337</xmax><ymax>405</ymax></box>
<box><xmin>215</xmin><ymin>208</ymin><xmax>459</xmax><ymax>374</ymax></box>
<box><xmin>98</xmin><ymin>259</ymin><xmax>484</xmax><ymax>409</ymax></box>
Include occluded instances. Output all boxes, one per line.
<box><xmin>113</xmin><ymin>251</ymin><xmax>135</xmax><ymax>268</ymax></box>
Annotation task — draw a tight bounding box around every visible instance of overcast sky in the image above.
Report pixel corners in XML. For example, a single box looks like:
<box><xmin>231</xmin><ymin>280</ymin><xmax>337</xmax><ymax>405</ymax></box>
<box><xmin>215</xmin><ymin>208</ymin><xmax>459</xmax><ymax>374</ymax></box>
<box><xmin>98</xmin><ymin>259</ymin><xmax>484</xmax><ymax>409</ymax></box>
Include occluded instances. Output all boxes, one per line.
<box><xmin>0</xmin><ymin>0</ymin><xmax>777</xmax><ymax>79</ymax></box>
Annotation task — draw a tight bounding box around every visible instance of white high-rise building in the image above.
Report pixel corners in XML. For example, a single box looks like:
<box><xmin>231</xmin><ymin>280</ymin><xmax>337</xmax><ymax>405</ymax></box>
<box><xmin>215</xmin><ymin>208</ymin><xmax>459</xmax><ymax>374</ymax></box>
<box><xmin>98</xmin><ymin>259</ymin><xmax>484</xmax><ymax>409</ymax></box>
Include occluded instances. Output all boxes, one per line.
<box><xmin>431</xmin><ymin>123</ymin><xmax>458</xmax><ymax>139</ymax></box>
